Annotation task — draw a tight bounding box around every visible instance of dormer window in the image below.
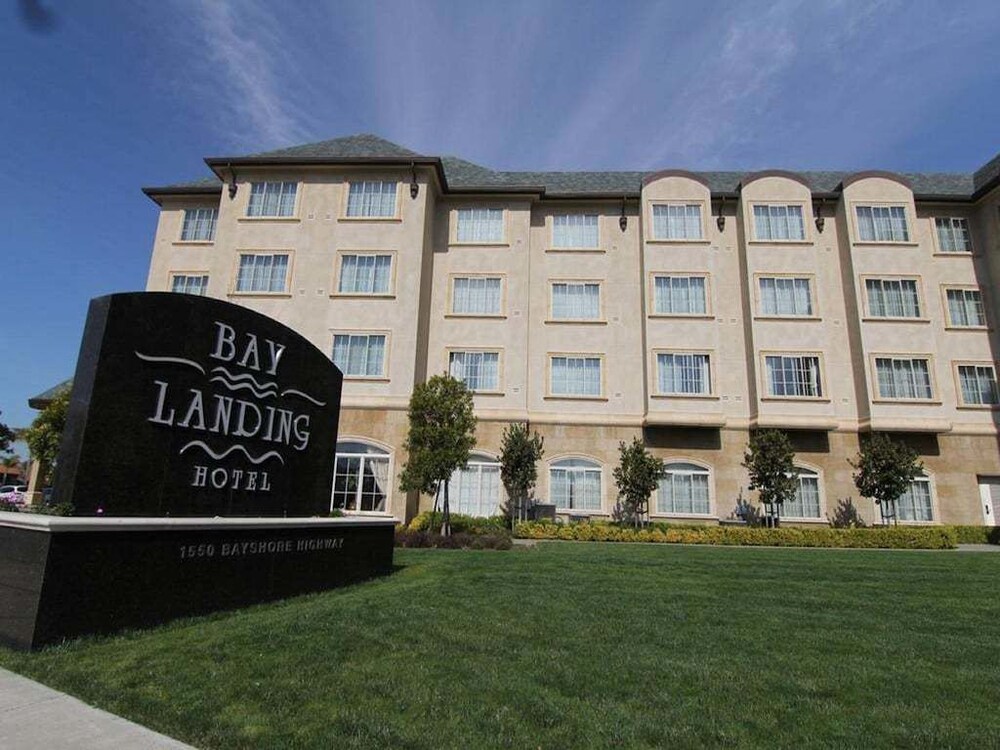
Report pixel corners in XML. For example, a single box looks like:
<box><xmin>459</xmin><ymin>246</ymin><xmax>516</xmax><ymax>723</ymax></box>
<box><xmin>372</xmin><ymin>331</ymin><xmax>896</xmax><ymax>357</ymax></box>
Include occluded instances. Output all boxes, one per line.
<box><xmin>651</xmin><ymin>204</ymin><xmax>703</xmax><ymax>240</ymax></box>
<box><xmin>855</xmin><ymin>205</ymin><xmax>909</xmax><ymax>242</ymax></box>
<box><xmin>752</xmin><ymin>204</ymin><xmax>805</xmax><ymax>241</ymax></box>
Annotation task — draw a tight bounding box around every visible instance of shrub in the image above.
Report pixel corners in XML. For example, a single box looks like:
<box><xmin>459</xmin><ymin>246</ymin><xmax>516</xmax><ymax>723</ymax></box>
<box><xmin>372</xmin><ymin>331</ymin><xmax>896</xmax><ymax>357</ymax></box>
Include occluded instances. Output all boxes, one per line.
<box><xmin>948</xmin><ymin>526</ymin><xmax>1000</xmax><ymax>545</ymax></box>
<box><xmin>407</xmin><ymin>512</ymin><xmax>509</xmax><ymax>536</ymax></box>
<box><xmin>514</xmin><ymin>521</ymin><xmax>956</xmax><ymax>550</ymax></box>
<box><xmin>395</xmin><ymin>529</ymin><xmax>512</xmax><ymax>550</ymax></box>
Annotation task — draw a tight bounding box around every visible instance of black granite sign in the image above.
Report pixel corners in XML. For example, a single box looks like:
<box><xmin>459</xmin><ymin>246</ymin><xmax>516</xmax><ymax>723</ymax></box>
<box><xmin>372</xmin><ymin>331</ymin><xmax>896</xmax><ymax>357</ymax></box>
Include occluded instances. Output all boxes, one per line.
<box><xmin>53</xmin><ymin>293</ymin><xmax>343</xmax><ymax>517</ymax></box>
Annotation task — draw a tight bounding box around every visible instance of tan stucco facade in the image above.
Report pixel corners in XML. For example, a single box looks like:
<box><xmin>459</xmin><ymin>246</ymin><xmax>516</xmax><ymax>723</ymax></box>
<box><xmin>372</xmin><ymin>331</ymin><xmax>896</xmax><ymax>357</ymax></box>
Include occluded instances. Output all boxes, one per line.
<box><xmin>144</xmin><ymin>151</ymin><xmax>1000</xmax><ymax>526</ymax></box>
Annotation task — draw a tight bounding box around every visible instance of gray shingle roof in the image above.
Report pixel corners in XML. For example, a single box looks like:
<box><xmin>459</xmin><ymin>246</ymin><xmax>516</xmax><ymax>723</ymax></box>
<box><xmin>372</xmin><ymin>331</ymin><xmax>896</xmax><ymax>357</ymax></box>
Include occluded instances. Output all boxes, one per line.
<box><xmin>145</xmin><ymin>134</ymin><xmax>995</xmax><ymax>200</ymax></box>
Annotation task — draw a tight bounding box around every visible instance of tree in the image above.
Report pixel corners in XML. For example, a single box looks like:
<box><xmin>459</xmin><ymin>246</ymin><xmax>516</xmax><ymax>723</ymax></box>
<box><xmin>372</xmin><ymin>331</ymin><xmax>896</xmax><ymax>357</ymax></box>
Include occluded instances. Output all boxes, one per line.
<box><xmin>499</xmin><ymin>422</ymin><xmax>544</xmax><ymax>524</ymax></box>
<box><xmin>742</xmin><ymin>429</ymin><xmax>798</xmax><ymax>526</ymax></box>
<box><xmin>613</xmin><ymin>438</ymin><xmax>665</xmax><ymax>529</ymax></box>
<box><xmin>22</xmin><ymin>388</ymin><xmax>70</xmax><ymax>485</ymax></box>
<box><xmin>399</xmin><ymin>374</ymin><xmax>476</xmax><ymax>536</ymax></box>
<box><xmin>850</xmin><ymin>432</ymin><xmax>922</xmax><ymax>526</ymax></box>
<box><xmin>0</xmin><ymin>411</ymin><xmax>14</xmax><ymax>457</ymax></box>
<box><xmin>0</xmin><ymin>454</ymin><xmax>22</xmax><ymax>484</ymax></box>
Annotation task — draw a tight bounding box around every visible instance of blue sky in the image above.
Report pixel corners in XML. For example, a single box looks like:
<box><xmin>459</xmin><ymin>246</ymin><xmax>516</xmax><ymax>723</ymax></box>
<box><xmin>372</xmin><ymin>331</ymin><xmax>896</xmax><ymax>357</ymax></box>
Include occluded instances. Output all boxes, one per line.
<box><xmin>1</xmin><ymin>0</ymin><xmax>999</xmax><ymax>445</ymax></box>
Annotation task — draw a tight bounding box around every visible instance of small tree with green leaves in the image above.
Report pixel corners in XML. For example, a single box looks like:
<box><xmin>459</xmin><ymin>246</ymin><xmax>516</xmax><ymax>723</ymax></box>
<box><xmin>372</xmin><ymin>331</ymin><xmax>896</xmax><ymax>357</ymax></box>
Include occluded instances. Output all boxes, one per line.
<box><xmin>613</xmin><ymin>438</ymin><xmax>665</xmax><ymax>529</ymax></box>
<box><xmin>399</xmin><ymin>374</ymin><xmax>476</xmax><ymax>536</ymax></box>
<box><xmin>0</xmin><ymin>412</ymin><xmax>14</xmax><ymax>457</ymax></box>
<box><xmin>23</xmin><ymin>389</ymin><xmax>70</xmax><ymax>485</ymax></box>
<box><xmin>742</xmin><ymin>429</ymin><xmax>798</xmax><ymax>526</ymax></box>
<box><xmin>850</xmin><ymin>432</ymin><xmax>922</xmax><ymax>526</ymax></box>
<box><xmin>499</xmin><ymin>422</ymin><xmax>544</xmax><ymax>525</ymax></box>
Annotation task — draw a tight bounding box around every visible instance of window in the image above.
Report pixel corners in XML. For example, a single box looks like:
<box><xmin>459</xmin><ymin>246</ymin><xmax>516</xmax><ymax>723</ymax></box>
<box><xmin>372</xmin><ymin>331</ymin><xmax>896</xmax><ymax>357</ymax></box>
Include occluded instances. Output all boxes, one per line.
<box><xmin>865</xmin><ymin>279</ymin><xmax>921</xmax><ymax>318</ymax></box>
<box><xmin>449</xmin><ymin>351</ymin><xmax>500</xmax><ymax>392</ymax></box>
<box><xmin>181</xmin><ymin>208</ymin><xmax>217</xmax><ymax>241</ymax></box>
<box><xmin>332</xmin><ymin>334</ymin><xmax>386</xmax><ymax>377</ymax></box>
<box><xmin>549</xmin><ymin>458</ymin><xmax>602</xmax><ymax>511</ymax></box>
<box><xmin>657</xmin><ymin>462</ymin><xmax>711</xmax><ymax>515</ymax></box>
<box><xmin>553</xmin><ymin>214</ymin><xmax>599</xmax><ymax>248</ymax></box>
<box><xmin>935</xmin><ymin>217</ymin><xmax>971</xmax><ymax>252</ymax></box>
<box><xmin>338</xmin><ymin>254</ymin><xmax>392</xmax><ymax>295</ymax></box>
<box><xmin>753</xmin><ymin>204</ymin><xmax>805</xmax><ymax>241</ymax></box>
<box><xmin>550</xmin><ymin>356</ymin><xmax>602</xmax><ymax>397</ymax></box>
<box><xmin>551</xmin><ymin>282</ymin><xmax>600</xmax><ymax>320</ymax></box>
<box><xmin>171</xmin><ymin>274</ymin><xmax>209</xmax><ymax>296</ymax></box>
<box><xmin>332</xmin><ymin>441</ymin><xmax>389</xmax><ymax>512</ymax></box>
<box><xmin>946</xmin><ymin>289</ymin><xmax>985</xmax><ymax>327</ymax></box>
<box><xmin>653</xmin><ymin>275</ymin><xmax>707</xmax><ymax>315</ymax></box>
<box><xmin>456</xmin><ymin>208</ymin><xmax>504</xmax><ymax>243</ymax></box>
<box><xmin>759</xmin><ymin>277</ymin><xmax>812</xmax><ymax>316</ymax></box>
<box><xmin>448</xmin><ymin>455</ymin><xmax>502</xmax><ymax>517</ymax></box>
<box><xmin>234</xmin><ymin>253</ymin><xmax>289</xmax><ymax>293</ymax></box>
<box><xmin>875</xmin><ymin>357</ymin><xmax>933</xmax><ymax>400</ymax></box>
<box><xmin>894</xmin><ymin>475</ymin><xmax>933</xmax><ymax>522</ymax></box>
<box><xmin>651</xmin><ymin>204</ymin><xmax>702</xmax><ymax>240</ymax></box>
<box><xmin>855</xmin><ymin>205</ymin><xmax>909</xmax><ymax>242</ymax></box>
<box><xmin>785</xmin><ymin>468</ymin><xmax>821</xmax><ymax>519</ymax></box>
<box><xmin>451</xmin><ymin>276</ymin><xmax>502</xmax><ymax>315</ymax></box>
<box><xmin>346</xmin><ymin>181</ymin><xmax>397</xmax><ymax>218</ymax></box>
<box><xmin>764</xmin><ymin>355</ymin><xmax>822</xmax><ymax>397</ymax></box>
<box><xmin>957</xmin><ymin>364</ymin><xmax>998</xmax><ymax>406</ymax></box>
<box><xmin>657</xmin><ymin>353</ymin><xmax>711</xmax><ymax>395</ymax></box>
<box><xmin>246</xmin><ymin>181</ymin><xmax>297</xmax><ymax>217</ymax></box>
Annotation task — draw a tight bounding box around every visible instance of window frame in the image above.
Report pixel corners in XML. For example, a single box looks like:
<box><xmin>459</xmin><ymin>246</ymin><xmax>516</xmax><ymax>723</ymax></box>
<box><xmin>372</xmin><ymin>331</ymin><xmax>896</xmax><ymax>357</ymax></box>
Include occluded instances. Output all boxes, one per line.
<box><xmin>548</xmin><ymin>456</ymin><xmax>604</xmax><ymax>514</ymax></box>
<box><xmin>451</xmin><ymin>206</ymin><xmax>508</xmax><ymax>245</ymax></box>
<box><xmin>331</xmin><ymin>439</ymin><xmax>393</xmax><ymax>515</ymax></box>
<box><xmin>859</xmin><ymin>275</ymin><xmax>927</xmax><ymax>322</ymax></box>
<box><xmin>653</xmin><ymin>459</ymin><xmax>715</xmax><ymax>518</ymax></box>
<box><xmin>760</xmin><ymin>351</ymin><xmax>827</xmax><ymax>401</ymax></box>
<box><xmin>547</xmin><ymin>279</ymin><xmax>605</xmax><ymax>323</ymax></box>
<box><xmin>330</xmin><ymin>330</ymin><xmax>391</xmax><ymax>380</ymax></box>
<box><xmin>647</xmin><ymin>272</ymin><xmax>713</xmax><ymax>318</ymax></box>
<box><xmin>869</xmin><ymin>353</ymin><xmax>938</xmax><ymax>403</ymax></box>
<box><xmin>652</xmin><ymin>349</ymin><xmax>716</xmax><ymax>399</ymax></box>
<box><xmin>242</xmin><ymin>180</ymin><xmax>300</xmax><ymax>220</ymax></box>
<box><xmin>446</xmin><ymin>274</ymin><xmax>506</xmax><ymax>318</ymax></box>
<box><xmin>941</xmin><ymin>285</ymin><xmax>988</xmax><ymax>329</ymax></box>
<box><xmin>748</xmin><ymin>202</ymin><xmax>810</xmax><ymax>243</ymax></box>
<box><xmin>447</xmin><ymin>453</ymin><xmax>504</xmax><ymax>518</ymax></box>
<box><xmin>647</xmin><ymin>201</ymin><xmax>709</xmax><ymax>243</ymax></box>
<box><xmin>876</xmin><ymin>473</ymin><xmax>936</xmax><ymax>525</ymax></box>
<box><xmin>177</xmin><ymin>206</ymin><xmax>218</xmax><ymax>243</ymax></box>
<box><xmin>168</xmin><ymin>271</ymin><xmax>210</xmax><ymax>296</ymax></box>
<box><xmin>546</xmin><ymin>353</ymin><xmax>606</xmax><ymax>400</ymax></box>
<box><xmin>753</xmin><ymin>273</ymin><xmax>818</xmax><ymax>319</ymax></box>
<box><xmin>550</xmin><ymin>213</ymin><xmax>601</xmax><ymax>251</ymax></box>
<box><xmin>229</xmin><ymin>250</ymin><xmax>294</xmax><ymax>296</ymax></box>
<box><xmin>952</xmin><ymin>360</ymin><xmax>1000</xmax><ymax>409</ymax></box>
<box><xmin>783</xmin><ymin>466</ymin><xmax>825</xmax><ymax>521</ymax></box>
<box><xmin>339</xmin><ymin>179</ymin><xmax>401</xmax><ymax>221</ymax></box>
<box><xmin>446</xmin><ymin>348</ymin><xmax>504</xmax><ymax>395</ymax></box>
<box><xmin>932</xmin><ymin>216</ymin><xmax>973</xmax><ymax>254</ymax></box>
<box><xmin>851</xmin><ymin>202</ymin><xmax>913</xmax><ymax>244</ymax></box>
<box><xmin>332</xmin><ymin>250</ymin><xmax>397</xmax><ymax>298</ymax></box>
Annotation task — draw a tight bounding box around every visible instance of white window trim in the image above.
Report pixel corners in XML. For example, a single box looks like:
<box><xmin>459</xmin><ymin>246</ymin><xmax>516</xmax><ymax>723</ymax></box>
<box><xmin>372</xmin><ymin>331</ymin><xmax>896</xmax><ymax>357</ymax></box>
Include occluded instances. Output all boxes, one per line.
<box><xmin>759</xmin><ymin>351</ymin><xmax>827</xmax><ymax>401</ymax></box>
<box><xmin>932</xmin><ymin>216</ymin><xmax>974</xmax><ymax>254</ymax></box>
<box><xmin>548</xmin><ymin>456</ymin><xmax>604</xmax><ymax>514</ymax></box>
<box><xmin>332</xmin><ymin>251</ymin><xmax>397</xmax><ymax>298</ymax></box>
<box><xmin>339</xmin><ymin>179</ymin><xmax>402</xmax><ymax>222</ymax></box>
<box><xmin>168</xmin><ymin>271</ymin><xmax>210</xmax><ymax>296</ymax></box>
<box><xmin>748</xmin><ymin>202</ymin><xmax>810</xmax><ymax>243</ymax></box>
<box><xmin>545</xmin><ymin>353</ymin><xmax>606</xmax><ymax>400</ymax></box>
<box><xmin>648</xmin><ymin>272</ymin><xmax>713</xmax><ymax>318</ymax></box>
<box><xmin>781</xmin><ymin>466</ymin><xmax>825</xmax><ymax>521</ymax></box>
<box><xmin>331</xmin><ymin>438</ymin><xmax>394</xmax><ymax>515</ymax></box>
<box><xmin>850</xmin><ymin>202</ymin><xmax>915</xmax><ymax>245</ymax></box>
<box><xmin>859</xmin><ymin>275</ymin><xmax>928</xmax><ymax>322</ymax></box>
<box><xmin>953</xmin><ymin>361</ymin><xmax>1000</xmax><ymax>409</ymax></box>
<box><xmin>445</xmin><ymin>348</ymin><xmax>504</xmax><ymax>395</ymax></box>
<box><xmin>869</xmin><ymin>353</ymin><xmax>939</xmax><ymax>404</ymax></box>
<box><xmin>240</xmin><ymin>181</ymin><xmax>300</xmax><ymax>221</ymax></box>
<box><xmin>446</xmin><ymin>274</ymin><xmax>506</xmax><ymax>318</ymax></box>
<box><xmin>550</xmin><ymin>213</ymin><xmax>601</xmax><ymax>250</ymax></box>
<box><xmin>451</xmin><ymin>206</ymin><xmax>508</xmax><ymax>246</ymax></box>
<box><xmin>546</xmin><ymin>279</ymin><xmax>605</xmax><ymax>323</ymax></box>
<box><xmin>651</xmin><ymin>349</ymin><xmax>717</xmax><ymax>399</ymax></box>
<box><xmin>753</xmin><ymin>273</ymin><xmax>819</xmax><ymax>319</ymax></box>
<box><xmin>229</xmin><ymin>250</ymin><xmax>294</xmax><ymax>297</ymax></box>
<box><xmin>941</xmin><ymin>285</ymin><xmax>988</xmax><ymax>330</ymax></box>
<box><xmin>330</xmin><ymin>330</ymin><xmax>391</xmax><ymax>381</ymax></box>
<box><xmin>647</xmin><ymin>201</ymin><xmax>709</xmax><ymax>243</ymax></box>
<box><xmin>652</xmin><ymin>459</ymin><xmax>716</xmax><ymax>519</ymax></box>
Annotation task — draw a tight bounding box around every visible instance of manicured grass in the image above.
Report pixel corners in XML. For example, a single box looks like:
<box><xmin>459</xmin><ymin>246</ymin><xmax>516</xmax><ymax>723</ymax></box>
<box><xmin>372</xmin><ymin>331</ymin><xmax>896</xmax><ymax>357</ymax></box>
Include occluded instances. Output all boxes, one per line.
<box><xmin>2</xmin><ymin>544</ymin><xmax>999</xmax><ymax>748</ymax></box>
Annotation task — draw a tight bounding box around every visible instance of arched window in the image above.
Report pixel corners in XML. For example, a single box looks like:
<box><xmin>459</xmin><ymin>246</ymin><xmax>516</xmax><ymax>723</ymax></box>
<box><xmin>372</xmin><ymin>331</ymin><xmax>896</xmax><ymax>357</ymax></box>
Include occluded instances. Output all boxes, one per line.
<box><xmin>784</xmin><ymin>467</ymin><xmax>821</xmax><ymax>519</ymax></box>
<box><xmin>657</xmin><ymin>462</ymin><xmax>711</xmax><ymax>515</ymax></box>
<box><xmin>332</xmin><ymin>441</ymin><xmax>390</xmax><ymax>513</ymax></box>
<box><xmin>896</xmin><ymin>473</ymin><xmax>933</xmax><ymax>522</ymax></box>
<box><xmin>448</xmin><ymin>454</ymin><xmax>502</xmax><ymax>517</ymax></box>
<box><xmin>549</xmin><ymin>458</ymin><xmax>602</xmax><ymax>511</ymax></box>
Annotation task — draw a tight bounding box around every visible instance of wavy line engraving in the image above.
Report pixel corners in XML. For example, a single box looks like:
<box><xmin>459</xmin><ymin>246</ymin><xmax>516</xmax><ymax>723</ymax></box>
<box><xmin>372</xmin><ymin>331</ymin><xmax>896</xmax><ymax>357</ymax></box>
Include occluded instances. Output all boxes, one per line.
<box><xmin>179</xmin><ymin>441</ymin><xmax>285</xmax><ymax>465</ymax></box>
<box><xmin>281</xmin><ymin>389</ymin><xmax>326</xmax><ymax>406</ymax></box>
<box><xmin>210</xmin><ymin>367</ymin><xmax>278</xmax><ymax>392</ymax></box>
<box><xmin>208</xmin><ymin>377</ymin><xmax>279</xmax><ymax>399</ymax></box>
<box><xmin>135</xmin><ymin>352</ymin><xmax>205</xmax><ymax>374</ymax></box>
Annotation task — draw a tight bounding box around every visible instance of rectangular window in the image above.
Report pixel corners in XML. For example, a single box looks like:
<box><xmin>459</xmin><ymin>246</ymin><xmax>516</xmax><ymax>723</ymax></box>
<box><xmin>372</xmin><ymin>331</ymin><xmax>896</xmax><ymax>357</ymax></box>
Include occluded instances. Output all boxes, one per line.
<box><xmin>657</xmin><ymin>353</ymin><xmax>711</xmax><ymax>395</ymax></box>
<box><xmin>785</xmin><ymin>472</ymin><xmax>821</xmax><ymax>519</ymax></box>
<box><xmin>935</xmin><ymin>217</ymin><xmax>972</xmax><ymax>252</ymax></box>
<box><xmin>896</xmin><ymin>479</ymin><xmax>933</xmax><ymax>522</ymax></box>
<box><xmin>346</xmin><ymin>181</ymin><xmax>397</xmax><ymax>218</ymax></box>
<box><xmin>456</xmin><ymin>208</ymin><xmax>504</xmax><ymax>243</ymax></box>
<box><xmin>855</xmin><ymin>205</ymin><xmax>909</xmax><ymax>242</ymax></box>
<box><xmin>449</xmin><ymin>461</ymin><xmax>502</xmax><ymax>517</ymax></box>
<box><xmin>875</xmin><ymin>357</ymin><xmax>933</xmax><ymax>400</ymax></box>
<box><xmin>552</xmin><ymin>214</ymin><xmax>599</xmax><ymax>248</ymax></box>
<box><xmin>234</xmin><ymin>253</ymin><xmax>289</xmax><ymax>293</ymax></box>
<box><xmin>170</xmin><ymin>274</ymin><xmax>209</xmax><ymax>296</ymax></box>
<box><xmin>753</xmin><ymin>204</ymin><xmax>805</xmax><ymax>241</ymax></box>
<box><xmin>550</xmin><ymin>356</ymin><xmax>602</xmax><ymax>397</ymax></box>
<box><xmin>246</xmin><ymin>181</ymin><xmax>297</xmax><ymax>217</ymax></box>
<box><xmin>765</xmin><ymin>355</ymin><xmax>822</xmax><ymax>398</ymax></box>
<box><xmin>332</xmin><ymin>334</ymin><xmax>386</xmax><ymax>377</ymax></box>
<box><xmin>451</xmin><ymin>276</ymin><xmax>502</xmax><ymax>315</ymax></box>
<box><xmin>550</xmin><ymin>465</ymin><xmax>602</xmax><ymax>511</ymax></box>
<box><xmin>181</xmin><ymin>208</ymin><xmax>218</xmax><ymax>241</ymax></box>
<box><xmin>759</xmin><ymin>277</ymin><xmax>812</xmax><ymax>316</ymax></box>
<box><xmin>653</xmin><ymin>275</ymin><xmax>707</xmax><ymax>315</ymax></box>
<box><xmin>338</xmin><ymin>254</ymin><xmax>392</xmax><ymax>295</ymax></box>
<box><xmin>865</xmin><ymin>278</ymin><xmax>921</xmax><ymax>318</ymax></box>
<box><xmin>657</xmin><ymin>465</ymin><xmax>711</xmax><ymax>515</ymax></box>
<box><xmin>551</xmin><ymin>282</ymin><xmax>600</xmax><ymax>320</ymax></box>
<box><xmin>448</xmin><ymin>351</ymin><xmax>500</xmax><ymax>392</ymax></box>
<box><xmin>957</xmin><ymin>365</ymin><xmax>998</xmax><ymax>406</ymax></box>
<box><xmin>946</xmin><ymin>289</ymin><xmax>985</xmax><ymax>327</ymax></box>
<box><xmin>651</xmin><ymin>204</ymin><xmax>703</xmax><ymax>240</ymax></box>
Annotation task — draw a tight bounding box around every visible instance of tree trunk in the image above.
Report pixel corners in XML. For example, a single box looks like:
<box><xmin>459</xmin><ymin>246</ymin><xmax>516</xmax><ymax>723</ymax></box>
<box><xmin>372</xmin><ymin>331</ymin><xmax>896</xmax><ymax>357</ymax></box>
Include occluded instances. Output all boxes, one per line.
<box><xmin>441</xmin><ymin>479</ymin><xmax>452</xmax><ymax>537</ymax></box>
<box><xmin>428</xmin><ymin>484</ymin><xmax>440</xmax><ymax>534</ymax></box>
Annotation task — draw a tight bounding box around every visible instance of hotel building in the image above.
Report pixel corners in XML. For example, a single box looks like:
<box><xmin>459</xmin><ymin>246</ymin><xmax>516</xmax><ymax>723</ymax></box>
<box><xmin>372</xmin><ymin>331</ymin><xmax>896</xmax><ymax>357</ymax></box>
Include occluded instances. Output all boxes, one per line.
<box><xmin>142</xmin><ymin>135</ymin><xmax>1000</xmax><ymax>526</ymax></box>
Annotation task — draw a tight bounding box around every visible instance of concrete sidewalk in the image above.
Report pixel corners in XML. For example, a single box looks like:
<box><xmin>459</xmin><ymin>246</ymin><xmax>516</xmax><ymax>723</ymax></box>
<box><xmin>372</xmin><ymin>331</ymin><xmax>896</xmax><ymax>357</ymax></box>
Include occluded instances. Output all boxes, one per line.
<box><xmin>0</xmin><ymin>668</ymin><xmax>193</xmax><ymax>749</ymax></box>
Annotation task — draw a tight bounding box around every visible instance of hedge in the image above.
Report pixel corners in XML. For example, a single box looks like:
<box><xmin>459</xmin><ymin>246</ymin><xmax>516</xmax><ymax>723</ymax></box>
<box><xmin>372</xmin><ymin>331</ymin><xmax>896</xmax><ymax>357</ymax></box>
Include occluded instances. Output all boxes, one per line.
<box><xmin>395</xmin><ymin>529</ymin><xmax>512</xmax><ymax>550</ymax></box>
<box><xmin>948</xmin><ymin>525</ymin><xmax>1000</xmax><ymax>545</ymax></box>
<box><xmin>514</xmin><ymin>521</ymin><xmax>957</xmax><ymax>550</ymax></box>
<box><xmin>407</xmin><ymin>512</ymin><xmax>509</xmax><ymax>536</ymax></box>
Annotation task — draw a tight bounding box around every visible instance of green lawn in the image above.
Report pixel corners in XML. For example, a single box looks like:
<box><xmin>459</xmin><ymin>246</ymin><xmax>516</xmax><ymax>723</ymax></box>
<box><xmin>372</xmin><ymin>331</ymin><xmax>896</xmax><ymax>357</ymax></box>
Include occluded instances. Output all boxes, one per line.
<box><xmin>2</xmin><ymin>543</ymin><xmax>999</xmax><ymax>748</ymax></box>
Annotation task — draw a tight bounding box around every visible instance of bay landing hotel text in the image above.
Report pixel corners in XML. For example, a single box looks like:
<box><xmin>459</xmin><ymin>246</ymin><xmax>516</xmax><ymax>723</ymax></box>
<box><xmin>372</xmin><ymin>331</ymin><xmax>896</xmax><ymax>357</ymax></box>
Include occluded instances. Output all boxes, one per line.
<box><xmin>142</xmin><ymin>134</ymin><xmax>1000</xmax><ymax>526</ymax></box>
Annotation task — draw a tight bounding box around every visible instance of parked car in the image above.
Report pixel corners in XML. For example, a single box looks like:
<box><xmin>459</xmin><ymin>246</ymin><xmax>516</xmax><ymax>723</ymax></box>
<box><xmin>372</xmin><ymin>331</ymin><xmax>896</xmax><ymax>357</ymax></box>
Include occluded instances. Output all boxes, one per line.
<box><xmin>0</xmin><ymin>485</ymin><xmax>27</xmax><ymax>507</ymax></box>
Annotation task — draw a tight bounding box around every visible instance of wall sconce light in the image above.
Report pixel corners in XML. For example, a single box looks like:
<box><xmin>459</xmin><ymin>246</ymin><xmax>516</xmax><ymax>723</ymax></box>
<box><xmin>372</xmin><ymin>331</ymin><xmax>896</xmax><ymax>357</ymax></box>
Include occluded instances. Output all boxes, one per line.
<box><xmin>227</xmin><ymin>163</ymin><xmax>238</xmax><ymax>199</ymax></box>
<box><xmin>409</xmin><ymin>162</ymin><xmax>419</xmax><ymax>199</ymax></box>
<box><xmin>619</xmin><ymin>197</ymin><xmax>627</xmax><ymax>232</ymax></box>
<box><xmin>814</xmin><ymin>201</ymin><xmax>825</xmax><ymax>232</ymax></box>
<box><xmin>716</xmin><ymin>197</ymin><xmax>726</xmax><ymax>232</ymax></box>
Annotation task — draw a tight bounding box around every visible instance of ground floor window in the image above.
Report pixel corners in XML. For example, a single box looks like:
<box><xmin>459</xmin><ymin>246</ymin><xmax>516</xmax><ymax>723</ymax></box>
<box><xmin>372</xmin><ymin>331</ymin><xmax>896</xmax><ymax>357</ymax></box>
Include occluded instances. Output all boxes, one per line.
<box><xmin>784</xmin><ymin>468</ymin><xmax>821</xmax><ymax>519</ymax></box>
<box><xmin>550</xmin><ymin>458</ymin><xmax>602</xmax><ymax>511</ymax></box>
<box><xmin>447</xmin><ymin>455</ymin><xmax>501</xmax><ymax>517</ymax></box>
<box><xmin>332</xmin><ymin>441</ymin><xmax>390</xmax><ymax>512</ymax></box>
<box><xmin>657</xmin><ymin>462</ymin><xmax>711</xmax><ymax>515</ymax></box>
<box><xmin>896</xmin><ymin>475</ymin><xmax>933</xmax><ymax>522</ymax></box>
